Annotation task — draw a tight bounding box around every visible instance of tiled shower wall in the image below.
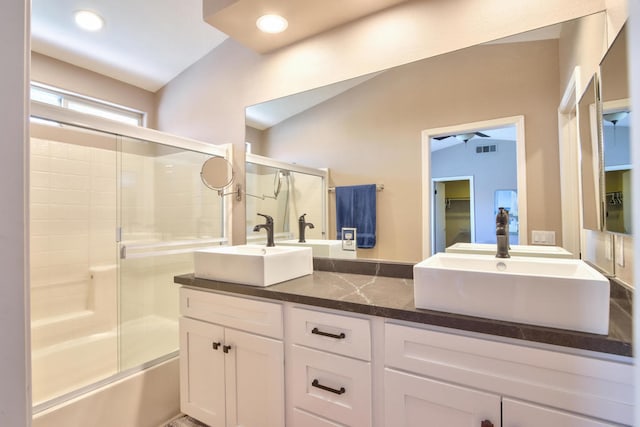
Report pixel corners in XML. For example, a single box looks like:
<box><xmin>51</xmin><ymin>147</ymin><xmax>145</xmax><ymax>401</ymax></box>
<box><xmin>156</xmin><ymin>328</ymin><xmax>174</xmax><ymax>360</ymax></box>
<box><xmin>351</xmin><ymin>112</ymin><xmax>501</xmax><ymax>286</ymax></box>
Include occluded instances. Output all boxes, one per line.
<box><xmin>30</xmin><ymin>130</ymin><xmax>118</xmax><ymax>348</ymax></box>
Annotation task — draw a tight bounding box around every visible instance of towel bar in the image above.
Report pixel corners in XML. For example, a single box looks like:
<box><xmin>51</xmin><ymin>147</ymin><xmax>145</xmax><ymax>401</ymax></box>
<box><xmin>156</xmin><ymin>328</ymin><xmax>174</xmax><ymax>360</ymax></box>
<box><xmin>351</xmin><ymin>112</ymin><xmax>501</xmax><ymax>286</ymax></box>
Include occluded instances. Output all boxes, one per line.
<box><xmin>328</xmin><ymin>184</ymin><xmax>384</xmax><ymax>193</ymax></box>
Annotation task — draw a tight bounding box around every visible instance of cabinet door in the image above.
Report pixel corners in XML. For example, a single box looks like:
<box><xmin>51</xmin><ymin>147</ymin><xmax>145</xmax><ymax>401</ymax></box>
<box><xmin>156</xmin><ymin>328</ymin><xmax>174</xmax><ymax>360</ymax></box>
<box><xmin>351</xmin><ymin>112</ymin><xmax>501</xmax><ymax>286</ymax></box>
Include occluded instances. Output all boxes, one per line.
<box><xmin>503</xmin><ymin>398</ymin><xmax>620</xmax><ymax>426</ymax></box>
<box><xmin>180</xmin><ymin>317</ymin><xmax>226</xmax><ymax>427</ymax></box>
<box><xmin>385</xmin><ymin>368</ymin><xmax>500</xmax><ymax>427</ymax></box>
<box><xmin>224</xmin><ymin>328</ymin><xmax>285</xmax><ymax>427</ymax></box>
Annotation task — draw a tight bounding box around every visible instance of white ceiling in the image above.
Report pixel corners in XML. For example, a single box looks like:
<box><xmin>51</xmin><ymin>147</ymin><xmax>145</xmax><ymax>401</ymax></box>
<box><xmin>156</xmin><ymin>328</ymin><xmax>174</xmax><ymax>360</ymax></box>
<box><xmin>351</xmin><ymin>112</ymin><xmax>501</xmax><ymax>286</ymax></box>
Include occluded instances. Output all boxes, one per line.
<box><xmin>30</xmin><ymin>3</ymin><xmax>584</xmax><ymax>135</ymax></box>
<box><xmin>31</xmin><ymin>0</ymin><xmax>229</xmax><ymax>92</ymax></box>
<box><xmin>203</xmin><ymin>0</ymin><xmax>410</xmax><ymax>53</ymax></box>
<box><xmin>31</xmin><ymin>0</ymin><xmax>409</xmax><ymax>93</ymax></box>
<box><xmin>430</xmin><ymin>127</ymin><xmax>517</xmax><ymax>152</ymax></box>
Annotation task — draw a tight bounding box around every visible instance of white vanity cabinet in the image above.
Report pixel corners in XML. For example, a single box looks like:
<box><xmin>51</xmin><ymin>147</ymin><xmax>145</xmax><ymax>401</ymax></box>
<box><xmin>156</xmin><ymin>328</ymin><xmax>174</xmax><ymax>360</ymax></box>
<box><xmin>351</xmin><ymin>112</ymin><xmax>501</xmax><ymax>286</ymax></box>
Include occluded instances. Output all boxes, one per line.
<box><xmin>177</xmin><ymin>284</ymin><xmax>632</xmax><ymax>427</ymax></box>
<box><xmin>179</xmin><ymin>288</ymin><xmax>285</xmax><ymax>427</ymax></box>
<box><xmin>384</xmin><ymin>322</ymin><xmax>632</xmax><ymax>427</ymax></box>
<box><xmin>286</xmin><ymin>306</ymin><xmax>373</xmax><ymax>427</ymax></box>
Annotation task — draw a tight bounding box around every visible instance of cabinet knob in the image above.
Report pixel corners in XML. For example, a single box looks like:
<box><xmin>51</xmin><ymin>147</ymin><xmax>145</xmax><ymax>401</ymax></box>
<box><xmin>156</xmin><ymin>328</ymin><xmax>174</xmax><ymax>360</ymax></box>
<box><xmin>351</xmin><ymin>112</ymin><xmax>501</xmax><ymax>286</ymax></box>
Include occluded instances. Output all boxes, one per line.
<box><xmin>223</xmin><ymin>345</ymin><xmax>232</xmax><ymax>353</ymax></box>
<box><xmin>311</xmin><ymin>327</ymin><xmax>346</xmax><ymax>339</ymax></box>
<box><xmin>481</xmin><ymin>420</ymin><xmax>494</xmax><ymax>427</ymax></box>
<box><xmin>212</xmin><ymin>342</ymin><xmax>221</xmax><ymax>350</ymax></box>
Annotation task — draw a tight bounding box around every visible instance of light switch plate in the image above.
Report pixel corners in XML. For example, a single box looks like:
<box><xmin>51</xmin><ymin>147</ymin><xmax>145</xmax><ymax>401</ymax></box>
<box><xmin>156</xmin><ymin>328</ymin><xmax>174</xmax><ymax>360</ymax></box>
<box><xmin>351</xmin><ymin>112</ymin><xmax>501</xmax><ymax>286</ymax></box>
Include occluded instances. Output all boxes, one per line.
<box><xmin>341</xmin><ymin>227</ymin><xmax>357</xmax><ymax>251</ymax></box>
<box><xmin>530</xmin><ymin>230</ymin><xmax>556</xmax><ymax>245</ymax></box>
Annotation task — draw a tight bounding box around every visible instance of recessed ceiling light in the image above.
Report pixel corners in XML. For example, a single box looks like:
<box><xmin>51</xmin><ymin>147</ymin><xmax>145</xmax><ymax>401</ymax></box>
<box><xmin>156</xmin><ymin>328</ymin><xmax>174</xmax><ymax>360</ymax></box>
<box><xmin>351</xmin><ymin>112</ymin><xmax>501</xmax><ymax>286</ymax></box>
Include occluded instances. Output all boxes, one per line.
<box><xmin>256</xmin><ymin>14</ymin><xmax>288</xmax><ymax>34</ymax></box>
<box><xmin>74</xmin><ymin>10</ymin><xmax>104</xmax><ymax>32</ymax></box>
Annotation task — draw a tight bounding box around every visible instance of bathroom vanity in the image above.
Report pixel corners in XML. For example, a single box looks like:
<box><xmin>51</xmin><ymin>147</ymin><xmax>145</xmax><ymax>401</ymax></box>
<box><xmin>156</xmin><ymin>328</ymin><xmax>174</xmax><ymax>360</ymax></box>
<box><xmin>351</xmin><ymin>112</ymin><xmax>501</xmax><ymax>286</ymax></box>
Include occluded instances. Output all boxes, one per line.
<box><xmin>174</xmin><ymin>260</ymin><xmax>632</xmax><ymax>427</ymax></box>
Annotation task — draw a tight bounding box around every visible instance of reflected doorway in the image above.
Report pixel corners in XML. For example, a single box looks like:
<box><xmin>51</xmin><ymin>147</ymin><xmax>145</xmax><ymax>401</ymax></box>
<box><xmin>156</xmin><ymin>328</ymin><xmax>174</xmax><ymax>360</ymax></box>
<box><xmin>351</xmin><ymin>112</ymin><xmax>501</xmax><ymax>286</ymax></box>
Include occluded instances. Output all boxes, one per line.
<box><xmin>421</xmin><ymin>116</ymin><xmax>527</xmax><ymax>258</ymax></box>
<box><xmin>432</xmin><ymin>177</ymin><xmax>474</xmax><ymax>253</ymax></box>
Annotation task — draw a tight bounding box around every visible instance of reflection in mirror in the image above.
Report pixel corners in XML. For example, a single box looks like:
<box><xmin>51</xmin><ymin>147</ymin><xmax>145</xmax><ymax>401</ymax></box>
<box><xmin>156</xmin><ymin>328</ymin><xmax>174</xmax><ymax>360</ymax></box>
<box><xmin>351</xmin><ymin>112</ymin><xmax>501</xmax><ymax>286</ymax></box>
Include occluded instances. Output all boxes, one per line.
<box><xmin>578</xmin><ymin>75</ymin><xmax>603</xmax><ymax>231</ymax></box>
<box><xmin>200</xmin><ymin>156</ymin><xmax>234</xmax><ymax>191</ymax></box>
<box><xmin>430</xmin><ymin>122</ymin><xmax>521</xmax><ymax>254</ymax></box>
<box><xmin>245</xmin><ymin>154</ymin><xmax>327</xmax><ymax>246</ymax></box>
<box><xmin>245</xmin><ymin>13</ymin><xmax>606</xmax><ymax>262</ymax></box>
<box><xmin>600</xmin><ymin>24</ymin><xmax>632</xmax><ymax>234</ymax></box>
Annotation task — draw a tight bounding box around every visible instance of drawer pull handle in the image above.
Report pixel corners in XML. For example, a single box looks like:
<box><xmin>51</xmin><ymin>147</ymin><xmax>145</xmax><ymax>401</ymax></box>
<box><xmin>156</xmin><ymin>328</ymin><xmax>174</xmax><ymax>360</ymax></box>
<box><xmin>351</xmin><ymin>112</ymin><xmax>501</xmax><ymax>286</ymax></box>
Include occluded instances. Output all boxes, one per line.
<box><xmin>223</xmin><ymin>345</ymin><xmax>232</xmax><ymax>353</ymax></box>
<box><xmin>212</xmin><ymin>342</ymin><xmax>221</xmax><ymax>350</ymax></box>
<box><xmin>312</xmin><ymin>379</ymin><xmax>346</xmax><ymax>395</ymax></box>
<box><xmin>311</xmin><ymin>327</ymin><xmax>346</xmax><ymax>339</ymax></box>
<box><xmin>481</xmin><ymin>420</ymin><xmax>494</xmax><ymax>427</ymax></box>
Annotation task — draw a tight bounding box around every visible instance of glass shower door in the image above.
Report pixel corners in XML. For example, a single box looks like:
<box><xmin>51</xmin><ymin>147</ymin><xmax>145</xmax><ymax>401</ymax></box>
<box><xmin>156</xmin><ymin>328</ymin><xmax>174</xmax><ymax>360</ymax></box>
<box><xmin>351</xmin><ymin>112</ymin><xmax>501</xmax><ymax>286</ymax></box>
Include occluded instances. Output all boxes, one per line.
<box><xmin>30</xmin><ymin>122</ymin><xmax>119</xmax><ymax>406</ymax></box>
<box><xmin>117</xmin><ymin>136</ymin><xmax>226</xmax><ymax>370</ymax></box>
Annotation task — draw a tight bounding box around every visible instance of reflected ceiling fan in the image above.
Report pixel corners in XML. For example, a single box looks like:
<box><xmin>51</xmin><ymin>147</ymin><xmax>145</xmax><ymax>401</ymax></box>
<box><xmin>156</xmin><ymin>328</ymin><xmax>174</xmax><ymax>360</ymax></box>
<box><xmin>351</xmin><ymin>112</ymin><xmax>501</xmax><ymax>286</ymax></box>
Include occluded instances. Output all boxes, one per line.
<box><xmin>433</xmin><ymin>131</ymin><xmax>490</xmax><ymax>143</ymax></box>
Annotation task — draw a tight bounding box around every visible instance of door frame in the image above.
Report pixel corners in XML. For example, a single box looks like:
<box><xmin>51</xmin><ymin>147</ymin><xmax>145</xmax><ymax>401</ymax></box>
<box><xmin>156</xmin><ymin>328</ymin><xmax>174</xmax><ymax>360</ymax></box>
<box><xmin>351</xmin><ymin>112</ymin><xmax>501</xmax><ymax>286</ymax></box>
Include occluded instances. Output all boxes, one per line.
<box><xmin>421</xmin><ymin>116</ymin><xmax>527</xmax><ymax>258</ymax></box>
<box><xmin>431</xmin><ymin>176</ymin><xmax>475</xmax><ymax>252</ymax></box>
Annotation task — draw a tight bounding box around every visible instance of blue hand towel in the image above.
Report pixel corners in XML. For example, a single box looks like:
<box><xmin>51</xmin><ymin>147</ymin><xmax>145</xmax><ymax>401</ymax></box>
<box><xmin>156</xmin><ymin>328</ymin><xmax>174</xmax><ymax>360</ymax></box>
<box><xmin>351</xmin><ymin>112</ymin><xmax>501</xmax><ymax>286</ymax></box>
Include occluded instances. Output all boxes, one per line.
<box><xmin>335</xmin><ymin>184</ymin><xmax>376</xmax><ymax>248</ymax></box>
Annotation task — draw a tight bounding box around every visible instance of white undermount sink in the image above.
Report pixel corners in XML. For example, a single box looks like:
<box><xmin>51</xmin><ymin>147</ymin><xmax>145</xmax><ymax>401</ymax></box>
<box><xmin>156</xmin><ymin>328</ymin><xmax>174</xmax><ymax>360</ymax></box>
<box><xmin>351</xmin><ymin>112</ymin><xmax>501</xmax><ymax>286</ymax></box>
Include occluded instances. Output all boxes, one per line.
<box><xmin>277</xmin><ymin>239</ymin><xmax>357</xmax><ymax>259</ymax></box>
<box><xmin>413</xmin><ymin>253</ymin><xmax>610</xmax><ymax>334</ymax></box>
<box><xmin>445</xmin><ymin>243</ymin><xmax>573</xmax><ymax>258</ymax></box>
<box><xmin>194</xmin><ymin>245</ymin><xmax>313</xmax><ymax>287</ymax></box>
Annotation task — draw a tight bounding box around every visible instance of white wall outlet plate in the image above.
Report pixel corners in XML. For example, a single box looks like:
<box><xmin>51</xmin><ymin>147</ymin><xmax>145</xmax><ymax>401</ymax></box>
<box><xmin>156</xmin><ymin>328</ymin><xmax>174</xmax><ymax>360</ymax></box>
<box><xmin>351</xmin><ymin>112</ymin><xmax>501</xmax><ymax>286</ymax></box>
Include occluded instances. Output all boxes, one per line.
<box><xmin>530</xmin><ymin>230</ymin><xmax>556</xmax><ymax>245</ymax></box>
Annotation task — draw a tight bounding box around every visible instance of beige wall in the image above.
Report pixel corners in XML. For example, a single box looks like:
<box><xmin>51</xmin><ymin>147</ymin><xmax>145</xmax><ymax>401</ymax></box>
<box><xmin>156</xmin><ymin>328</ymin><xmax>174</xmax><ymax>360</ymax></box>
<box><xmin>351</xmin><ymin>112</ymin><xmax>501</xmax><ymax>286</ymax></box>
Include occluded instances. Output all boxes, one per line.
<box><xmin>245</xmin><ymin>125</ymin><xmax>265</xmax><ymax>154</ymax></box>
<box><xmin>31</xmin><ymin>53</ymin><xmax>158</xmax><ymax>128</ymax></box>
<box><xmin>1</xmin><ymin>0</ymin><xmax>31</xmax><ymax>425</ymax></box>
<box><xmin>261</xmin><ymin>40</ymin><xmax>561</xmax><ymax>262</ymax></box>
<box><xmin>155</xmin><ymin>0</ymin><xmax>607</xmax><ymax>246</ymax></box>
<box><xmin>558</xmin><ymin>12</ymin><xmax>608</xmax><ymax>96</ymax></box>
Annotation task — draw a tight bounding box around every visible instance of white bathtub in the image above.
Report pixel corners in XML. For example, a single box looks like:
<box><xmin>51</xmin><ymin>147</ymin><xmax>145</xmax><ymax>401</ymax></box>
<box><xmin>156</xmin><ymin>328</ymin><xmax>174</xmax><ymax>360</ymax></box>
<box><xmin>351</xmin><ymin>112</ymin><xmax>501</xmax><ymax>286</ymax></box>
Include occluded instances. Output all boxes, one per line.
<box><xmin>32</xmin><ymin>330</ymin><xmax>118</xmax><ymax>405</ymax></box>
<box><xmin>33</xmin><ymin>357</ymin><xmax>180</xmax><ymax>427</ymax></box>
<box><xmin>32</xmin><ymin>315</ymin><xmax>178</xmax><ymax>406</ymax></box>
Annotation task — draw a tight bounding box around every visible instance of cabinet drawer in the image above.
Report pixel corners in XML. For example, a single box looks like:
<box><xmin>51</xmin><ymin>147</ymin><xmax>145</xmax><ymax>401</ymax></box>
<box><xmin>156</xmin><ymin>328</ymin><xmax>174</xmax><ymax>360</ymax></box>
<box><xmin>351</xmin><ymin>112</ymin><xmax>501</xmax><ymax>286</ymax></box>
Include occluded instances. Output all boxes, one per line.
<box><xmin>385</xmin><ymin>322</ymin><xmax>633</xmax><ymax>425</ymax></box>
<box><xmin>291</xmin><ymin>345</ymin><xmax>371</xmax><ymax>427</ymax></box>
<box><xmin>385</xmin><ymin>368</ymin><xmax>501</xmax><ymax>427</ymax></box>
<box><xmin>502</xmin><ymin>398</ymin><xmax>620</xmax><ymax>427</ymax></box>
<box><xmin>289</xmin><ymin>306</ymin><xmax>371</xmax><ymax>360</ymax></box>
<box><xmin>180</xmin><ymin>287</ymin><xmax>283</xmax><ymax>339</ymax></box>
<box><xmin>292</xmin><ymin>408</ymin><xmax>346</xmax><ymax>427</ymax></box>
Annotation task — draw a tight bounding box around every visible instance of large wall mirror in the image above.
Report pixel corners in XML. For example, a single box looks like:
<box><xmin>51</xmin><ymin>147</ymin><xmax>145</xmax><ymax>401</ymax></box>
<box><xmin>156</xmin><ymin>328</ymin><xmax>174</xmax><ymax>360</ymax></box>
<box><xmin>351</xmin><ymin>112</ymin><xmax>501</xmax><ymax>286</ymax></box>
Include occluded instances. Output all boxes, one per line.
<box><xmin>245</xmin><ymin>153</ymin><xmax>328</xmax><ymax>245</ymax></box>
<box><xmin>245</xmin><ymin>13</ymin><xmax>606</xmax><ymax>263</ymax></box>
<box><xmin>578</xmin><ymin>75</ymin><xmax>603</xmax><ymax>232</ymax></box>
<box><xmin>600</xmin><ymin>24</ymin><xmax>632</xmax><ymax>235</ymax></box>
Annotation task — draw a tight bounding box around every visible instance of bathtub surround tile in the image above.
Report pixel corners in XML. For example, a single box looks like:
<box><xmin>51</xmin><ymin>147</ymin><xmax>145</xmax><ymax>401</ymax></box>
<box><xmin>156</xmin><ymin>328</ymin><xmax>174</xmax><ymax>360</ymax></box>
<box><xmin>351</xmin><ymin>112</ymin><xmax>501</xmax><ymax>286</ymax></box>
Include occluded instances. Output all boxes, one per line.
<box><xmin>175</xmin><ymin>261</ymin><xmax>632</xmax><ymax>357</ymax></box>
<box><xmin>31</xmin><ymin>138</ymin><xmax>51</xmax><ymax>155</ymax></box>
<box><xmin>31</xmin><ymin>170</ymin><xmax>51</xmax><ymax>188</ymax></box>
<box><xmin>30</xmin><ymin>153</ymin><xmax>51</xmax><ymax>172</ymax></box>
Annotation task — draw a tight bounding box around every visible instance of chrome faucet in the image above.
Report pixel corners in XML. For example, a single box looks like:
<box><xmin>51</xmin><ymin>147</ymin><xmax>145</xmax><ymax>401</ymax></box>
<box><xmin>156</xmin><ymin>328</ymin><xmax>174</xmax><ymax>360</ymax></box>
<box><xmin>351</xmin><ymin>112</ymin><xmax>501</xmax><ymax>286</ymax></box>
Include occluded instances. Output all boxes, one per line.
<box><xmin>298</xmin><ymin>214</ymin><xmax>315</xmax><ymax>243</ymax></box>
<box><xmin>253</xmin><ymin>213</ymin><xmax>275</xmax><ymax>247</ymax></box>
<box><xmin>496</xmin><ymin>207</ymin><xmax>510</xmax><ymax>258</ymax></box>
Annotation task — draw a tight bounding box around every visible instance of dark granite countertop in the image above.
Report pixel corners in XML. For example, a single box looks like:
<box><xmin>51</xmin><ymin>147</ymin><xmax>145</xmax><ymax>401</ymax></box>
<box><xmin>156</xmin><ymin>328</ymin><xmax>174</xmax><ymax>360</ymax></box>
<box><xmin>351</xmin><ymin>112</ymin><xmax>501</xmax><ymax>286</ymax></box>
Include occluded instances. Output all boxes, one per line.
<box><xmin>174</xmin><ymin>259</ymin><xmax>633</xmax><ymax>358</ymax></box>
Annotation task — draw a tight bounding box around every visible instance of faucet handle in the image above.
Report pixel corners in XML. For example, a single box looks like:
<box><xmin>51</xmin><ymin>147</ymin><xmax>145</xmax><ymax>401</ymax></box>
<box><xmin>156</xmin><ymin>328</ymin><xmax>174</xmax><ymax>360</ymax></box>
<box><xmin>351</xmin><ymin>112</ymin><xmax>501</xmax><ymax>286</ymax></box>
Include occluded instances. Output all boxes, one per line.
<box><xmin>299</xmin><ymin>213</ymin><xmax>307</xmax><ymax>222</ymax></box>
<box><xmin>257</xmin><ymin>213</ymin><xmax>273</xmax><ymax>224</ymax></box>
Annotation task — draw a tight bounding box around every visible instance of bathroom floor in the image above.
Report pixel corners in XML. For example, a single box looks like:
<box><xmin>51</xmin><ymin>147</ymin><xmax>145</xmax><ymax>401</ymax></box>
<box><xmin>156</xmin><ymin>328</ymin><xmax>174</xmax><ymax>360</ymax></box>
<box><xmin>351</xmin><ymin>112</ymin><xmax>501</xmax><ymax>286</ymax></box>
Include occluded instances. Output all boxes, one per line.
<box><xmin>165</xmin><ymin>415</ymin><xmax>209</xmax><ymax>427</ymax></box>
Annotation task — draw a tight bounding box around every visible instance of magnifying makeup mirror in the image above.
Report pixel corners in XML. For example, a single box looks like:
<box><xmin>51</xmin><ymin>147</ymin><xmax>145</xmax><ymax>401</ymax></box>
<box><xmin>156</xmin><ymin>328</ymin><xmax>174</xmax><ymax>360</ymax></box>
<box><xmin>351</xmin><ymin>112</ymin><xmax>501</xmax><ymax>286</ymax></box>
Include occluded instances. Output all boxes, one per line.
<box><xmin>201</xmin><ymin>156</ymin><xmax>234</xmax><ymax>191</ymax></box>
